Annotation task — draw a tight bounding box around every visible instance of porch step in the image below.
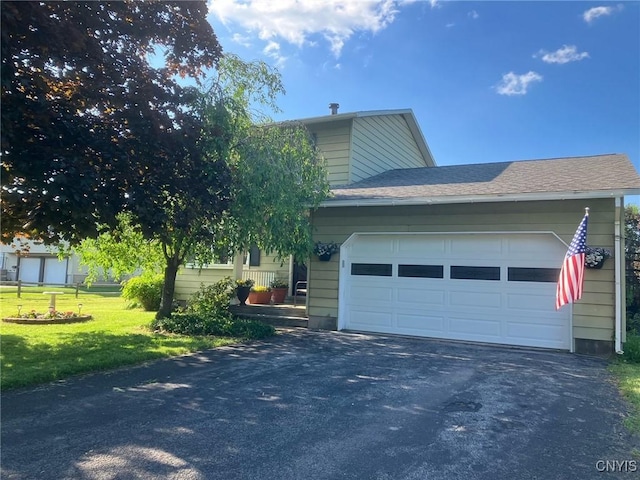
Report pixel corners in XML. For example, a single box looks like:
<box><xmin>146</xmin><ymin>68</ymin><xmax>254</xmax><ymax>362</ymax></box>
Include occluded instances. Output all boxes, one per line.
<box><xmin>231</xmin><ymin>304</ymin><xmax>307</xmax><ymax>318</ymax></box>
<box><xmin>230</xmin><ymin>304</ymin><xmax>308</xmax><ymax>329</ymax></box>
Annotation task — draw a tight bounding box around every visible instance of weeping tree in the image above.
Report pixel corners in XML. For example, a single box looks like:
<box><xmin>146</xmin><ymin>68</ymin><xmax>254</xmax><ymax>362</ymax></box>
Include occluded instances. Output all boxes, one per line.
<box><xmin>75</xmin><ymin>54</ymin><xmax>330</xmax><ymax>318</ymax></box>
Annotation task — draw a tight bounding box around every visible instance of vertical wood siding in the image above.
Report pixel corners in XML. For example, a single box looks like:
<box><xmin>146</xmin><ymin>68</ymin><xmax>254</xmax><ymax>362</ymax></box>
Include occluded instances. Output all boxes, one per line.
<box><xmin>310</xmin><ymin>198</ymin><xmax>616</xmax><ymax>343</ymax></box>
<box><xmin>351</xmin><ymin>115</ymin><xmax>427</xmax><ymax>182</ymax></box>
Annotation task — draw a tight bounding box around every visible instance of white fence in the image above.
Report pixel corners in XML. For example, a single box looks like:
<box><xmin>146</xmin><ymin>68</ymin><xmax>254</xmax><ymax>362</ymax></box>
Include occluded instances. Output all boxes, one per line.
<box><xmin>242</xmin><ymin>270</ymin><xmax>276</xmax><ymax>288</ymax></box>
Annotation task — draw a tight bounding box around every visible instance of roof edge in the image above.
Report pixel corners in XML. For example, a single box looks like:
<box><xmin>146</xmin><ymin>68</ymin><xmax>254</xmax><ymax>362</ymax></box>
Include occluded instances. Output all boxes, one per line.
<box><xmin>319</xmin><ymin>189</ymin><xmax>640</xmax><ymax>208</ymax></box>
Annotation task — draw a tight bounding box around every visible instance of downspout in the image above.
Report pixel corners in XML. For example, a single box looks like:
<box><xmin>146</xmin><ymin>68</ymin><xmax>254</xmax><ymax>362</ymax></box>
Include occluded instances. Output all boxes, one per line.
<box><xmin>615</xmin><ymin>197</ymin><xmax>623</xmax><ymax>354</ymax></box>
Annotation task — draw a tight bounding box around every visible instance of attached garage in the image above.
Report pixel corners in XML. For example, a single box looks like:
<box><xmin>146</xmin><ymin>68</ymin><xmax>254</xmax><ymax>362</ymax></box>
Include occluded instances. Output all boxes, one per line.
<box><xmin>338</xmin><ymin>233</ymin><xmax>571</xmax><ymax>350</ymax></box>
<box><xmin>307</xmin><ymin>154</ymin><xmax>640</xmax><ymax>355</ymax></box>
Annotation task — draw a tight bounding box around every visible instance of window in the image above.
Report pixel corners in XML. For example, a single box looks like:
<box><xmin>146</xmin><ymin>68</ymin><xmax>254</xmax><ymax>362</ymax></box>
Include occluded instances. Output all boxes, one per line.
<box><xmin>450</xmin><ymin>266</ymin><xmax>500</xmax><ymax>281</ymax></box>
<box><xmin>507</xmin><ymin>267</ymin><xmax>559</xmax><ymax>283</ymax></box>
<box><xmin>398</xmin><ymin>264</ymin><xmax>444</xmax><ymax>278</ymax></box>
<box><xmin>351</xmin><ymin>263</ymin><xmax>392</xmax><ymax>277</ymax></box>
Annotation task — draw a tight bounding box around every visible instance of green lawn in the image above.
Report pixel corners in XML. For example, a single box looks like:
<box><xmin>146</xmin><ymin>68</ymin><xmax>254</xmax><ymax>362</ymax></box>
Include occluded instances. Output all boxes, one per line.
<box><xmin>610</xmin><ymin>333</ymin><xmax>640</xmax><ymax>435</ymax></box>
<box><xmin>0</xmin><ymin>286</ymin><xmax>247</xmax><ymax>390</ymax></box>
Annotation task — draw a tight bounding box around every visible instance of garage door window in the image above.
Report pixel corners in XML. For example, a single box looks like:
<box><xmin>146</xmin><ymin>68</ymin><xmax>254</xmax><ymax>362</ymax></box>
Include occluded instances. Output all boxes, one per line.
<box><xmin>351</xmin><ymin>263</ymin><xmax>392</xmax><ymax>276</ymax></box>
<box><xmin>508</xmin><ymin>267</ymin><xmax>559</xmax><ymax>283</ymax></box>
<box><xmin>450</xmin><ymin>266</ymin><xmax>500</xmax><ymax>281</ymax></box>
<box><xmin>398</xmin><ymin>264</ymin><xmax>444</xmax><ymax>278</ymax></box>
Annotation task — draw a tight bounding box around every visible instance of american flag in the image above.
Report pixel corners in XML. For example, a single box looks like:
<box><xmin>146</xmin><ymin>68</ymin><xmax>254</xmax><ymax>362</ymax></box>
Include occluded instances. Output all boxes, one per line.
<box><xmin>556</xmin><ymin>212</ymin><xmax>588</xmax><ymax>310</ymax></box>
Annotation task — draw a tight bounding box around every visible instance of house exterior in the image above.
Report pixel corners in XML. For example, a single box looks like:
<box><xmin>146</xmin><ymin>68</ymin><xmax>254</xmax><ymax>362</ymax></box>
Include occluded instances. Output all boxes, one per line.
<box><xmin>175</xmin><ymin>107</ymin><xmax>640</xmax><ymax>355</ymax></box>
<box><xmin>0</xmin><ymin>238</ymin><xmax>87</xmax><ymax>285</ymax></box>
<box><xmin>174</xmin><ymin>109</ymin><xmax>434</xmax><ymax>299</ymax></box>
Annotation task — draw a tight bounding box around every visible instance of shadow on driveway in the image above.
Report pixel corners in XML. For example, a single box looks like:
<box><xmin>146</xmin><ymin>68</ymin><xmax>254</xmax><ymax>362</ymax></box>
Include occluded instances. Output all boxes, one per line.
<box><xmin>2</xmin><ymin>329</ymin><xmax>638</xmax><ymax>479</ymax></box>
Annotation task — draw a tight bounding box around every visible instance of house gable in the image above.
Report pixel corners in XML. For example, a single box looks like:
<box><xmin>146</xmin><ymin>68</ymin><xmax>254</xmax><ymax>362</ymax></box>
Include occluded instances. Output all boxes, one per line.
<box><xmin>301</xmin><ymin>109</ymin><xmax>435</xmax><ymax>187</ymax></box>
<box><xmin>351</xmin><ymin>114</ymin><xmax>429</xmax><ymax>182</ymax></box>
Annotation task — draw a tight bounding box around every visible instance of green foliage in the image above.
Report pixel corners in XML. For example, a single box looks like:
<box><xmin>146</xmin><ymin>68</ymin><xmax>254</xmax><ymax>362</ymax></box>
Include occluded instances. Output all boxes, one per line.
<box><xmin>626</xmin><ymin>206</ymin><xmax>640</xmax><ymax>331</ymax></box>
<box><xmin>151</xmin><ymin>314</ymin><xmax>275</xmax><ymax>339</ymax></box>
<box><xmin>270</xmin><ymin>279</ymin><xmax>288</xmax><ymax>289</ymax></box>
<box><xmin>186</xmin><ymin>277</ymin><xmax>236</xmax><ymax>319</ymax></box>
<box><xmin>197</xmin><ymin>55</ymin><xmax>331</xmax><ymax>262</ymax></box>
<box><xmin>122</xmin><ymin>275</ymin><xmax>164</xmax><ymax>311</ymax></box>
<box><xmin>73</xmin><ymin>213</ymin><xmax>165</xmax><ymax>285</ymax></box>
<box><xmin>236</xmin><ymin>278</ymin><xmax>255</xmax><ymax>288</ymax></box>
<box><xmin>622</xmin><ymin>333</ymin><xmax>640</xmax><ymax>364</ymax></box>
<box><xmin>1</xmin><ymin>1</ymin><xmax>223</xmax><ymax>245</ymax></box>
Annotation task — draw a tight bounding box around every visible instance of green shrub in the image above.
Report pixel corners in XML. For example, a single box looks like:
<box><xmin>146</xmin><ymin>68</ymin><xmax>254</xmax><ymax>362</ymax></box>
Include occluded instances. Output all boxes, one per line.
<box><xmin>151</xmin><ymin>313</ymin><xmax>275</xmax><ymax>339</ymax></box>
<box><xmin>187</xmin><ymin>277</ymin><xmax>235</xmax><ymax>319</ymax></box>
<box><xmin>627</xmin><ymin>313</ymin><xmax>640</xmax><ymax>335</ymax></box>
<box><xmin>270</xmin><ymin>278</ymin><xmax>288</xmax><ymax>289</ymax></box>
<box><xmin>122</xmin><ymin>274</ymin><xmax>163</xmax><ymax>311</ymax></box>
<box><xmin>622</xmin><ymin>333</ymin><xmax>640</xmax><ymax>364</ymax></box>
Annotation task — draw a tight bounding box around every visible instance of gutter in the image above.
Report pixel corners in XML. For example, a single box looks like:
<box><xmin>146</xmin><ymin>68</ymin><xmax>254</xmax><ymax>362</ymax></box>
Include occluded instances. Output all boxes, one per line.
<box><xmin>320</xmin><ymin>189</ymin><xmax>640</xmax><ymax>208</ymax></box>
<box><xmin>615</xmin><ymin>197</ymin><xmax>624</xmax><ymax>354</ymax></box>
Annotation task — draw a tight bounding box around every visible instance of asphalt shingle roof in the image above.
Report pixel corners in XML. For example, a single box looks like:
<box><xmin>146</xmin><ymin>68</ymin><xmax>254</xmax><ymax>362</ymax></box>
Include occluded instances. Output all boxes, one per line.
<box><xmin>329</xmin><ymin>154</ymin><xmax>640</xmax><ymax>202</ymax></box>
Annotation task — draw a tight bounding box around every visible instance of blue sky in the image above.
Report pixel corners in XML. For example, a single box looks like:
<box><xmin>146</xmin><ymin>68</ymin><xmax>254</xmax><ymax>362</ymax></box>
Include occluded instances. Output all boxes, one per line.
<box><xmin>206</xmin><ymin>0</ymin><xmax>640</xmax><ymax>205</ymax></box>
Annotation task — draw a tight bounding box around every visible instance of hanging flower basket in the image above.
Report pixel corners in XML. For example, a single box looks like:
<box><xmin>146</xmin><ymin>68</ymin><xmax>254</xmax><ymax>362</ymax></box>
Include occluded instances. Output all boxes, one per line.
<box><xmin>314</xmin><ymin>241</ymin><xmax>339</xmax><ymax>261</ymax></box>
<box><xmin>585</xmin><ymin>247</ymin><xmax>611</xmax><ymax>269</ymax></box>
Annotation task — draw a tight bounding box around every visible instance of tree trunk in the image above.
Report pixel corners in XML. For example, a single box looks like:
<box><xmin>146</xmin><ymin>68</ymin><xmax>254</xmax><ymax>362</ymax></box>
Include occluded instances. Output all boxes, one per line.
<box><xmin>156</xmin><ymin>258</ymin><xmax>180</xmax><ymax>319</ymax></box>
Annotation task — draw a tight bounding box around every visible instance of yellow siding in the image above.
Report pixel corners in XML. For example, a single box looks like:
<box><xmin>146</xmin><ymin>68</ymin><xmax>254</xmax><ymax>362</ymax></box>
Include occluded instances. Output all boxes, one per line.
<box><xmin>174</xmin><ymin>251</ymin><xmax>290</xmax><ymax>301</ymax></box>
<box><xmin>308</xmin><ymin>121</ymin><xmax>351</xmax><ymax>186</ymax></box>
<box><xmin>174</xmin><ymin>267</ymin><xmax>234</xmax><ymax>300</ymax></box>
<box><xmin>309</xmin><ymin>198</ymin><xmax>616</xmax><ymax>343</ymax></box>
<box><xmin>351</xmin><ymin>115</ymin><xmax>427</xmax><ymax>181</ymax></box>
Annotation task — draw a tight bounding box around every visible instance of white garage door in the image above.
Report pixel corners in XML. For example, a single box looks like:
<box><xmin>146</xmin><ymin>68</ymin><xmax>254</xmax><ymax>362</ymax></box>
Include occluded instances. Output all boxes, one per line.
<box><xmin>19</xmin><ymin>257</ymin><xmax>42</xmax><ymax>284</ymax></box>
<box><xmin>43</xmin><ymin>257</ymin><xmax>67</xmax><ymax>285</ymax></box>
<box><xmin>339</xmin><ymin>233</ymin><xmax>571</xmax><ymax>350</ymax></box>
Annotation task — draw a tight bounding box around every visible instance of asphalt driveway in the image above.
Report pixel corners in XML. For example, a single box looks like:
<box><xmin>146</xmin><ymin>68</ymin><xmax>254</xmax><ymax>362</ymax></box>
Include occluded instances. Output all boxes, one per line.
<box><xmin>1</xmin><ymin>329</ymin><xmax>638</xmax><ymax>480</ymax></box>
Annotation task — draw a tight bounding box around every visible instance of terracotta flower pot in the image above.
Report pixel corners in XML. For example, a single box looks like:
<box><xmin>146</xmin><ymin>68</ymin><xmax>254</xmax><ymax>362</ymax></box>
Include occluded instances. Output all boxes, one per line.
<box><xmin>248</xmin><ymin>290</ymin><xmax>272</xmax><ymax>304</ymax></box>
<box><xmin>271</xmin><ymin>287</ymin><xmax>288</xmax><ymax>304</ymax></box>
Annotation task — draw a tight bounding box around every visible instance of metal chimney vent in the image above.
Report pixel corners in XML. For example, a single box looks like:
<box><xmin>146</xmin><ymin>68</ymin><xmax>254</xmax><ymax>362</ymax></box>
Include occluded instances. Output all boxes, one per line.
<box><xmin>329</xmin><ymin>103</ymin><xmax>339</xmax><ymax>115</ymax></box>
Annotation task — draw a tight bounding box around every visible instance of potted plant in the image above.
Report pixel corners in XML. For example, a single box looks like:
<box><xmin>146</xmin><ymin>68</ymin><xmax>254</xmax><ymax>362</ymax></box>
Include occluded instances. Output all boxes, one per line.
<box><xmin>248</xmin><ymin>285</ymin><xmax>272</xmax><ymax>304</ymax></box>
<box><xmin>313</xmin><ymin>241</ymin><xmax>340</xmax><ymax>261</ymax></box>
<box><xmin>235</xmin><ymin>278</ymin><xmax>254</xmax><ymax>305</ymax></box>
<box><xmin>270</xmin><ymin>279</ymin><xmax>289</xmax><ymax>304</ymax></box>
<box><xmin>585</xmin><ymin>247</ymin><xmax>611</xmax><ymax>269</ymax></box>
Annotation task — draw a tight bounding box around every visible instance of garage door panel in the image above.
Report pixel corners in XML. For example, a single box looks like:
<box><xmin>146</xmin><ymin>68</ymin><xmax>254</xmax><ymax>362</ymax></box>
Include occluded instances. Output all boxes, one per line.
<box><xmin>449</xmin><ymin>291</ymin><xmax>502</xmax><ymax>308</ymax></box>
<box><xmin>396</xmin><ymin>314</ymin><xmax>445</xmax><ymax>334</ymax></box>
<box><xmin>450</xmin><ymin>237</ymin><xmax>503</xmax><ymax>256</ymax></box>
<box><xmin>350</xmin><ymin>285</ymin><xmax>393</xmax><ymax>302</ymax></box>
<box><xmin>396</xmin><ymin>288</ymin><xmax>445</xmax><ymax>306</ymax></box>
<box><xmin>341</xmin><ymin>233</ymin><xmax>570</xmax><ymax>350</ymax></box>
<box><xmin>349</xmin><ymin>310</ymin><xmax>393</xmax><ymax>328</ymax></box>
<box><xmin>397</xmin><ymin>237</ymin><xmax>445</xmax><ymax>256</ymax></box>
<box><xmin>506</xmin><ymin>292</ymin><xmax>555</xmax><ymax>312</ymax></box>
<box><xmin>506</xmin><ymin>324</ymin><xmax>566</xmax><ymax>348</ymax></box>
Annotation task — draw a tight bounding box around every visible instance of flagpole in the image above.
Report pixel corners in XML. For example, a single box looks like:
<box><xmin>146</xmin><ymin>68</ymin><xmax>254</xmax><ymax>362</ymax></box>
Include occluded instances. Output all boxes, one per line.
<box><xmin>585</xmin><ymin>206</ymin><xmax>589</xmax><ymax>216</ymax></box>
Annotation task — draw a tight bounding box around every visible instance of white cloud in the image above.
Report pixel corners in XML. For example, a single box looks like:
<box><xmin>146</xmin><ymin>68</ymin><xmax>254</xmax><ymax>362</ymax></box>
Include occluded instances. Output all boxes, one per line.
<box><xmin>231</xmin><ymin>33</ymin><xmax>252</xmax><ymax>48</ymax></box>
<box><xmin>495</xmin><ymin>71</ymin><xmax>543</xmax><ymax>96</ymax></box>
<box><xmin>209</xmin><ymin>0</ymin><xmax>414</xmax><ymax>58</ymax></box>
<box><xmin>583</xmin><ymin>4</ymin><xmax>623</xmax><ymax>24</ymax></box>
<box><xmin>263</xmin><ymin>40</ymin><xmax>287</xmax><ymax>68</ymax></box>
<box><xmin>535</xmin><ymin>45</ymin><xmax>589</xmax><ymax>64</ymax></box>
<box><xmin>468</xmin><ymin>10</ymin><xmax>479</xmax><ymax>20</ymax></box>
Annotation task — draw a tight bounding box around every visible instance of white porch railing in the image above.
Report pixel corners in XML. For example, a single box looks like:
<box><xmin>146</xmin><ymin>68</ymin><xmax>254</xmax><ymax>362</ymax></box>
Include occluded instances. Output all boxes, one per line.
<box><xmin>242</xmin><ymin>270</ymin><xmax>276</xmax><ymax>288</ymax></box>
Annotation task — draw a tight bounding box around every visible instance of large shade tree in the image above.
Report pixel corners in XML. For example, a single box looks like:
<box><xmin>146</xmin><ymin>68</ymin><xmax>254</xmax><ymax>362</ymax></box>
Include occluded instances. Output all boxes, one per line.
<box><xmin>1</xmin><ymin>0</ymin><xmax>226</xmax><ymax>244</ymax></box>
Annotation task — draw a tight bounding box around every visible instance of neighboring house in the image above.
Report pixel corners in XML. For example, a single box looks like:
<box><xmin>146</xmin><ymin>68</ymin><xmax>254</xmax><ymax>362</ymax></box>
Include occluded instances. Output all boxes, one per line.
<box><xmin>0</xmin><ymin>238</ymin><xmax>87</xmax><ymax>285</ymax></box>
<box><xmin>175</xmin><ymin>106</ymin><xmax>640</xmax><ymax>355</ymax></box>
